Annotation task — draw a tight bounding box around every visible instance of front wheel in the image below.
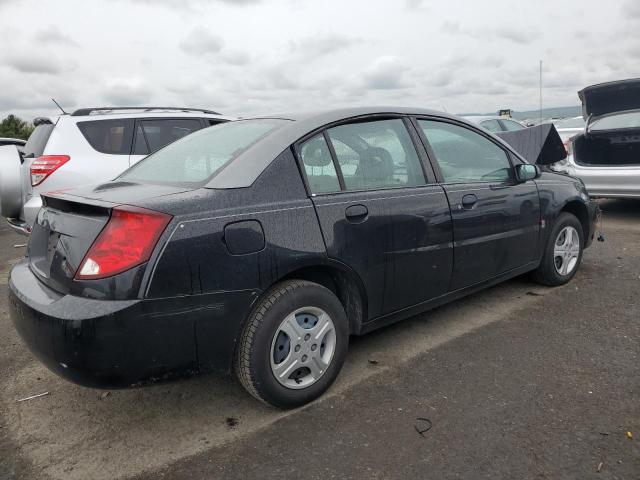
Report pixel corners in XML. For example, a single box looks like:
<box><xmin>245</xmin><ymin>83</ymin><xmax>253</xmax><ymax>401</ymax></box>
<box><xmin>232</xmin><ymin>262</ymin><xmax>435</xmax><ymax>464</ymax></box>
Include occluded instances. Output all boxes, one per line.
<box><xmin>532</xmin><ymin>212</ymin><xmax>584</xmax><ymax>286</ymax></box>
<box><xmin>236</xmin><ymin>280</ymin><xmax>349</xmax><ymax>408</ymax></box>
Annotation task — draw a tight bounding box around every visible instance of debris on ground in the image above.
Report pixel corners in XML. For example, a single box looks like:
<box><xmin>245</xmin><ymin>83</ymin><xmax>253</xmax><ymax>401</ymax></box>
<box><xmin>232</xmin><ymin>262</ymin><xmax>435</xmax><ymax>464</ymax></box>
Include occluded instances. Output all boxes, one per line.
<box><xmin>597</xmin><ymin>462</ymin><xmax>603</xmax><ymax>472</ymax></box>
<box><xmin>626</xmin><ymin>431</ymin><xmax>633</xmax><ymax>439</ymax></box>
<box><xmin>225</xmin><ymin>417</ymin><xmax>239</xmax><ymax>429</ymax></box>
<box><xmin>100</xmin><ymin>391</ymin><xmax>110</xmax><ymax>400</ymax></box>
<box><xmin>13</xmin><ymin>244</ymin><xmax>26</xmax><ymax>248</ymax></box>
<box><xmin>414</xmin><ymin>418</ymin><xmax>433</xmax><ymax>437</ymax></box>
<box><xmin>526</xmin><ymin>291</ymin><xmax>544</xmax><ymax>296</ymax></box>
<box><xmin>367</xmin><ymin>359</ymin><xmax>379</xmax><ymax>365</ymax></box>
<box><xmin>17</xmin><ymin>392</ymin><xmax>49</xmax><ymax>402</ymax></box>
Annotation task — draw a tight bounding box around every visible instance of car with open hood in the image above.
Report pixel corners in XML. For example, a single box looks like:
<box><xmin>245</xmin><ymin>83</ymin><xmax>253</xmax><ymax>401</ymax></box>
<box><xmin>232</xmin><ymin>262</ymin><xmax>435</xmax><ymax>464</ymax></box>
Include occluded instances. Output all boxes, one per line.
<box><xmin>9</xmin><ymin>107</ymin><xmax>598</xmax><ymax>408</ymax></box>
<box><xmin>551</xmin><ymin>78</ymin><xmax>640</xmax><ymax>198</ymax></box>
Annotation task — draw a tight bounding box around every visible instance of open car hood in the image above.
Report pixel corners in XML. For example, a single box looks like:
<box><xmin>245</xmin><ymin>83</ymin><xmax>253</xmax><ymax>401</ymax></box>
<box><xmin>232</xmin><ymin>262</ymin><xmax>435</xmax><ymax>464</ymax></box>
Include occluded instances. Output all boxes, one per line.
<box><xmin>579</xmin><ymin>78</ymin><xmax>640</xmax><ymax>120</ymax></box>
<box><xmin>496</xmin><ymin>123</ymin><xmax>567</xmax><ymax>166</ymax></box>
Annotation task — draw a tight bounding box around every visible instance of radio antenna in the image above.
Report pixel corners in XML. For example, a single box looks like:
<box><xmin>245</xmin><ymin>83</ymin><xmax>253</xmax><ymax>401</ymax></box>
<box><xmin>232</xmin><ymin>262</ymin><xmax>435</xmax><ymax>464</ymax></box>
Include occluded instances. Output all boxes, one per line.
<box><xmin>51</xmin><ymin>98</ymin><xmax>67</xmax><ymax>115</ymax></box>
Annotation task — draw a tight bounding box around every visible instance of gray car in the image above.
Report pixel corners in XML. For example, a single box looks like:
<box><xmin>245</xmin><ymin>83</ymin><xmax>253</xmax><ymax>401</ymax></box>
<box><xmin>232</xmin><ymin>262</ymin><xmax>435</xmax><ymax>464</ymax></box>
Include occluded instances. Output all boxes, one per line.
<box><xmin>551</xmin><ymin>78</ymin><xmax>640</xmax><ymax>199</ymax></box>
<box><xmin>464</xmin><ymin>115</ymin><xmax>527</xmax><ymax>133</ymax></box>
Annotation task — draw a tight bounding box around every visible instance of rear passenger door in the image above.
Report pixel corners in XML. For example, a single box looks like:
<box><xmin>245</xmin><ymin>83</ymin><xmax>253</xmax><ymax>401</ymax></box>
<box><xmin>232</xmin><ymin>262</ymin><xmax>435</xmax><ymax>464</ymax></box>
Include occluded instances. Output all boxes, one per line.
<box><xmin>130</xmin><ymin>118</ymin><xmax>205</xmax><ymax>165</ymax></box>
<box><xmin>415</xmin><ymin>118</ymin><xmax>540</xmax><ymax>290</ymax></box>
<box><xmin>297</xmin><ymin>117</ymin><xmax>453</xmax><ymax>319</ymax></box>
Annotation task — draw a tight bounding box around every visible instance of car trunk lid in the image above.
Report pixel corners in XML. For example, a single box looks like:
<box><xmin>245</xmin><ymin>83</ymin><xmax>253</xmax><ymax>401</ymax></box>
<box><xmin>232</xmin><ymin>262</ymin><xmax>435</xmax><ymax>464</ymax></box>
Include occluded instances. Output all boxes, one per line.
<box><xmin>579</xmin><ymin>78</ymin><xmax>640</xmax><ymax>121</ymax></box>
<box><xmin>28</xmin><ymin>181</ymin><xmax>190</xmax><ymax>294</ymax></box>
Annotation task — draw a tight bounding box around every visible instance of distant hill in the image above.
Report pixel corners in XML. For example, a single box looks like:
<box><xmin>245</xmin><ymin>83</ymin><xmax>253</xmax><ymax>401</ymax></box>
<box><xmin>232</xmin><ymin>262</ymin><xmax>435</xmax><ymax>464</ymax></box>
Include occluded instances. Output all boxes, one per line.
<box><xmin>460</xmin><ymin>105</ymin><xmax>582</xmax><ymax>120</ymax></box>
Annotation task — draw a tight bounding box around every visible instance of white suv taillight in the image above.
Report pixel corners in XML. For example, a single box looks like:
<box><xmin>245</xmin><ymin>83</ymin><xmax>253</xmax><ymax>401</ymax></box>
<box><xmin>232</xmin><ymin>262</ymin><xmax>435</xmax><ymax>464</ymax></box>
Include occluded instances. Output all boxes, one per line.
<box><xmin>30</xmin><ymin>155</ymin><xmax>70</xmax><ymax>186</ymax></box>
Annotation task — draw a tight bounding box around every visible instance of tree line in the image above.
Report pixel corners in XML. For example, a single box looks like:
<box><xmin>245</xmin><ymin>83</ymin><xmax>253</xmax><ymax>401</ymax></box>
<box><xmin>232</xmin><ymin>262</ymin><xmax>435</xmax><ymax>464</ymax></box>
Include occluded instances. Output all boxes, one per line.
<box><xmin>0</xmin><ymin>115</ymin><xmax>35</xmax><ymax>140</ymax></box>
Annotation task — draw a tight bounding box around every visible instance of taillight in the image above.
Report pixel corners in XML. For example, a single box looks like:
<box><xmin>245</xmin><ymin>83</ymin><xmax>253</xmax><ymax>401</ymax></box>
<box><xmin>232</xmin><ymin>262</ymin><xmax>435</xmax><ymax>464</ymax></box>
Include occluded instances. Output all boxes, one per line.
<box><xmin>75</xmin><ymin>206</ymin><xmax>172</xmax><ymax>280</ymax></box>
<box><xmin>30</xmin><ymin>155</ymin><xmax>70</xmax><ymax>186</ymax></box>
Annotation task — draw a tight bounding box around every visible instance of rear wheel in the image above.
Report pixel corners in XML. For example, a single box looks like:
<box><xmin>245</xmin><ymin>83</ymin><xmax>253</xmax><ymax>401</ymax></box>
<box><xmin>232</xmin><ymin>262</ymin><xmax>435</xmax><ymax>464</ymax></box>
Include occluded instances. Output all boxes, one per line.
<box><xmin>533</xmin><ymin>212</ymin><xmax>584</xmax><ymax>286</ymax></box>
<box><xmin>236</xmin><ymin>280</ymin><xmax>348</xmax><ymax>408</ymax></box>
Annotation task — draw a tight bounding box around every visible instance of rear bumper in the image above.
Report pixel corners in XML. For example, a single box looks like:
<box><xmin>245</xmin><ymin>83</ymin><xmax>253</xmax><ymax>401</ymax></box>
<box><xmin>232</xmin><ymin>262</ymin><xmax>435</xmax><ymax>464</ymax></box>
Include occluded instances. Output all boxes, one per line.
<box><xmin>9</xmin><ymin>259</ymin><xmax>258</xmax><ymax>388</ymax></box>
<box><xmin>563</xmin><ymin>160</ymin><xmax>640</xmax><ymax>199</ymax></box>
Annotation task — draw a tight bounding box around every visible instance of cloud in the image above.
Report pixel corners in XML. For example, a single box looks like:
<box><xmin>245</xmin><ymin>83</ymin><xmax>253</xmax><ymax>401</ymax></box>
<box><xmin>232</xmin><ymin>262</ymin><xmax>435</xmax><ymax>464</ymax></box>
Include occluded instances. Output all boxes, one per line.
<box><xmin>124</xmin><ymin>0</ymin><xmax>260</xmax><ymax>8</ymax></box>
<box><xmin>439</xmin><ymin>21</ymin><xmax>539</xmax><ymax>45</ymax></box>
<box><xmin>180</xmin><ymin>26</ymin><xmax>224</xmax><ymax>55</ymax></box>
<box><xmin>622</xmin><ymin>0</ymin><xmax>640</xmax><ymax>18</ymax></box>
<box><xmin>221</xmin><ymin>49</ymin><xmax>250</xmax><ymax>65</ymax></box>
<box><xmin>495</xmin><ymin>27</ymin><xmax>539</xmax><ymax>45</ymax></box>
<box><xmin>6</xmin><ymin>53</ymin><xmax>63</xmax><ymax>74</ymax></box>
<box><xmin>33</xmin><ymin>25</ymin><xmax>78</xmax><ymax>46</ymax></box>
<box><xmin>361</xmin><ymin>56</ymin><xmax>411</xmax><ymax>90</ymax></box>
<box><xmin>289</xmin><ymin>34</ymin><xmax>360</xmax><ymax>58</ymax></box>
<box><xmin>102</xmin><ymin>78</ymin><xmax>152</xmax><ymax>105</ymax></box>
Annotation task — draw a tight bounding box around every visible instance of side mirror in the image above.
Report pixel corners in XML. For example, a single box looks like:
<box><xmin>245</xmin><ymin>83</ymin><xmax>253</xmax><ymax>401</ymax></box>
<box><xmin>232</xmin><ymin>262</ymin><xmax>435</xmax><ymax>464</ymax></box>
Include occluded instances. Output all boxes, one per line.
<box><xmin>515</xmin><ymin>163</ymin><xmax>540</xmax><ymax>182</ymax></box>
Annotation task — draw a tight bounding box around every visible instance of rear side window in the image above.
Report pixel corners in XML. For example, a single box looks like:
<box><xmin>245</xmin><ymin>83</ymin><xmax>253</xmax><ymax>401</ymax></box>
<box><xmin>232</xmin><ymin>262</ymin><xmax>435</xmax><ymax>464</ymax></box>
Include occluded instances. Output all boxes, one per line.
<box><xmin>24</xmin><ymin>123</ymin><xmax>54</xmax><ymax>157</ymax></box>
<box><xmin>419</xmin><ymin>120</ymin><xmax>512</xmax><ymax>183</ymax></box>
<box><xmin>77</xmin><ymin>119</ymin><xmax>134</xmax><ymax>155</ymax></box>
<box><xmin>326</xmin><ymin>119</ymin><xmax>425</xmax><ymax>191</ymax></box>
<box><xmin>120</xmin><ymin>119</ymin><xmax>285</xmax><ymax>185</ymax></box>
<box><xmin>299</xmin><ymin>134</ymin><xmax>341</xmax><ymax>194</ymax></box>
<box><xmin>139</xmin><ymin>119</ymin><xmax>203</xmax><ymax>153</ymax></box>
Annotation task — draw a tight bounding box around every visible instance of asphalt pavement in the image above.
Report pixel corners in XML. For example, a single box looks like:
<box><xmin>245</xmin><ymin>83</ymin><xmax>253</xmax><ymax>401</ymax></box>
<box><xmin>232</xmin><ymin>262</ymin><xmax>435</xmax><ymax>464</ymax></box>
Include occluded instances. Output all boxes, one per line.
<box><xmin>1</xmin><ymin>199</ymin><xmax>638</xmax><ymax>480</ymax></box>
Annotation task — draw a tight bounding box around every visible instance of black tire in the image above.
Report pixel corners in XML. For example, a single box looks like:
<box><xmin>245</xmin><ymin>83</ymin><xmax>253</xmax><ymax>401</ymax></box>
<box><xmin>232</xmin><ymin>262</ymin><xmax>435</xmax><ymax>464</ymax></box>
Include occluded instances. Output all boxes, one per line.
<box><xmin>235</xmin><ymin>280</ymin><xmax>349</xmax><ymax>408</ymax></box>
<box><xmin>532</xmin><ymin>212</ymin><xmax>584</xmax><ymax>286</ymax></box>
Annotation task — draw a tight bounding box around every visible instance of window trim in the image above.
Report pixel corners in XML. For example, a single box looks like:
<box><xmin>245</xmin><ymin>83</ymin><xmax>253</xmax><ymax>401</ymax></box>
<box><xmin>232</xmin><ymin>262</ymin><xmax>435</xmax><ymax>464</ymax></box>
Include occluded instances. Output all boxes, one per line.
<box><xmin>410</xmin><ymin>116</ymin><xmax>519</xmax><ymax>186</ymax></box>
<box><xmin>293</xmin><ymin>114</ymin><xmax>433</xmax><ymax>197</ymax></box>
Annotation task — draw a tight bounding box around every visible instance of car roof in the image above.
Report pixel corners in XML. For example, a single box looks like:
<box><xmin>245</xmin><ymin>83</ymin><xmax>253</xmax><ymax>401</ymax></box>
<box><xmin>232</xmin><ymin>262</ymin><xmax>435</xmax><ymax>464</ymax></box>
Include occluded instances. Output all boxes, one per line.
<box><xmin>207</xmin><ymin>106</ymin><xmax>518</xmax><ymax>189</ymax></box>
<box><xmin>65</xmin><ymin>107</ymin><xmax>232</xmax><ymax>120</ymax></box>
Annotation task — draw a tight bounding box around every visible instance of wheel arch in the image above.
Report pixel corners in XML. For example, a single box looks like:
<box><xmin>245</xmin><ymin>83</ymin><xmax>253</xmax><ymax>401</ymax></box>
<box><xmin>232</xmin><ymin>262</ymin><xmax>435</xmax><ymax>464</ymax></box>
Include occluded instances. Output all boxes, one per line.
<box><xmin>278</xmin><ymin>261</ymin><xmax>367</xmax><ymax>335</ymax></box>
<box><xmin>560</xmin><ymin>199</ymin><xmax>590</xmax><ymax>239</ymax></box>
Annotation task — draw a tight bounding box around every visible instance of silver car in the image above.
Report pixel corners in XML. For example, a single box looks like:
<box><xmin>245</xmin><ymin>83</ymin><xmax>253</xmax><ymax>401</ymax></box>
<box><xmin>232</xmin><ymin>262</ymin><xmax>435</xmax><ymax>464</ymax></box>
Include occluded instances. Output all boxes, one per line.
<box><xmin>552</xmin><ymin>78</ymin><xmax>640</xmax><ymax>199</ymax></box>
<box><xmin>464</xmin><ymin>115</ymin><xmax>527</xmax><ymax>133</ymax></box>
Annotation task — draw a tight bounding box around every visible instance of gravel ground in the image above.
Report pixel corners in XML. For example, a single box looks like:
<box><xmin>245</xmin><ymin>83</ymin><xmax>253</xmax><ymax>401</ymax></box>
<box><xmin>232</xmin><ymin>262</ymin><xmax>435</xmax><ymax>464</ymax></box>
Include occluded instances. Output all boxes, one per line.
<box><xmin>1</xmin><ymin>199</ymin><xmax>638</xmax><ymax>480</ymax></box>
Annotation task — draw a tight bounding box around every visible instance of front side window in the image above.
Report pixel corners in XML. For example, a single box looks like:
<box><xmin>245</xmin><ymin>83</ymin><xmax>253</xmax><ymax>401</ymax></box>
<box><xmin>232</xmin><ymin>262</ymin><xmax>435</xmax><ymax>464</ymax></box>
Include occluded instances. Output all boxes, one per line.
<box><xmin>77</xmin><ymin>119</ymin><xmax>135</xmax><ymax>155</ymax></box>
<box><xmin>325</xmin><ymin>119</ymin><xmax>425</xmax><ymax>191</ymax></box>
<box><xmin>120</xmin><ymin>119</ymin><xmax>286</xmax><ymax>185</ymax></box>
<box><xmin>418</xmin><ymin>120</ymin><xmax>512</xmax><ymax>183</ymax></box>
<box><xmin>299</xmin><ymin>134</ymin><xmax>340</xmax><ymax>194</ymax></box>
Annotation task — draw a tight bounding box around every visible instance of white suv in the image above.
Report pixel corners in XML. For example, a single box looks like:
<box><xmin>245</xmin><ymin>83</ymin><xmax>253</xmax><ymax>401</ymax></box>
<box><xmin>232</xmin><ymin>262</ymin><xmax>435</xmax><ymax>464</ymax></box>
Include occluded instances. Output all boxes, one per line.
<box><xmin>0</xmin><ymin>107</ymin><xmax>230</xmax><ymax>234</ymax></box>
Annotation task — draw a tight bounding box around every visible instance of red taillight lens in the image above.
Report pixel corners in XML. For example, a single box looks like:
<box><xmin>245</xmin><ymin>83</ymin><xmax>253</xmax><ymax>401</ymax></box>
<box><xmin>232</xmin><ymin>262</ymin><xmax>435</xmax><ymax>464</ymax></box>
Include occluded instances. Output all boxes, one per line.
<box><xmin>30</xmin><ymin>155</ymin><xmax>70</xmax><ymax>186</ymax></box>
<box><xmin>75</xmin><ymin>206</ymin><xmax>172</xmax><ymax>280</ymax></box>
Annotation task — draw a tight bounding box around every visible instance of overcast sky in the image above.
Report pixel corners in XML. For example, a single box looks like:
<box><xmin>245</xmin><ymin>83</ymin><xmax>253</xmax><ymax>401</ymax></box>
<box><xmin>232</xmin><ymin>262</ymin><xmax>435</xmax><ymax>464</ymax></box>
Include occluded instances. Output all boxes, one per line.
<box><xmin>1</xmin><ymin>0</ymin><xmax>638</xmax><ymax>121</ymax></box>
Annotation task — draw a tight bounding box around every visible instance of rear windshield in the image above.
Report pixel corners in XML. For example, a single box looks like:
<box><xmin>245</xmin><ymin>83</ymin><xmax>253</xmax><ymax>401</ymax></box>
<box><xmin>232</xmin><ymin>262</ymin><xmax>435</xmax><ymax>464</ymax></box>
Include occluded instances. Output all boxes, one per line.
<box><xmin>23</xmin><ymin>123</ymin><xmax>54</xmax><ymax>157</ymax></box>
<box><xmin>119</xmin><ymin>119</ymin><xmax>287</xmax><ymax>185</ymax></box>
<box><xmin>555</xmin><ymin>117</ymin><xmax>584</xmax><ymax>129</ymax></box>
<box><xmin>591</xmin><ymin>111</ymin><xmax>640</xmax><ymax>131</ymax></box>
<box><xmin>77</xmin><ymin>119</ymin><xmax>134</xmax><ymax>155</ymax></box>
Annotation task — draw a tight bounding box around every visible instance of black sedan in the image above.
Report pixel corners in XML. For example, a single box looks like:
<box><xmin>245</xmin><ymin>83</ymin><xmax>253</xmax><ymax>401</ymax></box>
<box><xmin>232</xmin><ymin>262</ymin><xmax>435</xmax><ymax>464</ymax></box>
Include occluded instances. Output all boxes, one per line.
<box><xmin>9</xmin><ymin>107</ymin><xmax>598</xmax><ymax>408</ymax></box>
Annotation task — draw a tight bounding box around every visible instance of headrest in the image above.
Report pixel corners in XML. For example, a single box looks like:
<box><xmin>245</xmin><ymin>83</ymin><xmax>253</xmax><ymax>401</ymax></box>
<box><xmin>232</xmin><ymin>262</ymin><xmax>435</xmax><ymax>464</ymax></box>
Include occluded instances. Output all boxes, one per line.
<box><xmin>302</xmin><ymin>138</ymin><xmax>333</xmax><ymax>167</ymax></box>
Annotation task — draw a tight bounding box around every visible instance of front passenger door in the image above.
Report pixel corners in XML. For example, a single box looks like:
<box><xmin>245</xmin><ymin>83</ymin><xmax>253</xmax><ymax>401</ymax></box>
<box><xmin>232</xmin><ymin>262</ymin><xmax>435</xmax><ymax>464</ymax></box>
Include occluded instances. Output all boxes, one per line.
<box><xmin>416</xmin><ymin>119</ymin><xmax>540</xmax><ymax>291</ymax></box>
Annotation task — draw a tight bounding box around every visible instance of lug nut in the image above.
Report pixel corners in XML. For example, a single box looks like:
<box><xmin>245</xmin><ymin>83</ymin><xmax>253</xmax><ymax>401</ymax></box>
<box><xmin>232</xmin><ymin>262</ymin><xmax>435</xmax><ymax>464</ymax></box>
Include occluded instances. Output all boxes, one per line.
<box><xmin>304</xmin><ymin>334</ymin><xmax>310</xmax><ymax>341</ymax></box>
<box><xmin>302</xmin><ymin>355</ymin><xmax>308</xmax><ymax>362</ymax></box>
<box><xmin>294</xmin><ymin>345</ymin><xmax>301</xmax><ymax>352</ymax></box>
<box><xmin>311</xmin><ymin>344</ymin><xmax>317</xmax><ymax>351</ymax></box>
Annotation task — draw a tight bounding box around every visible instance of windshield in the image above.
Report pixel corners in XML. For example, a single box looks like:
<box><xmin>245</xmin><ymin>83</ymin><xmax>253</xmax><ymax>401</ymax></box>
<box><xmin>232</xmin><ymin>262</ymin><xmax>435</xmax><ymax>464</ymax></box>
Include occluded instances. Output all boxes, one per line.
<box><xmin>591</xmin><ymin>111</ymin><xmax>640</xmax><ymax>131</ymax></box>
<box><xmin>120</xmin><ymin>119</ymin><xmax>287</xmax><ymax>185</ymax></box>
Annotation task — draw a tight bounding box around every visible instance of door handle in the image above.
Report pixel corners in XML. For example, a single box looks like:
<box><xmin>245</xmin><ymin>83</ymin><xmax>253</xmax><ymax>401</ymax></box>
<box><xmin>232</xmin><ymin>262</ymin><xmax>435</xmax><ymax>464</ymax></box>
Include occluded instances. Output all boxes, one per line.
<box><xmin>345</xmin><ymin>204</ymin><xmax>368</xmax><ymax>223</ymax></box>
<box><xmin>461</xmin><ymin>194</ymin><xmax>478</xmax><ymax>209</ymax></box>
